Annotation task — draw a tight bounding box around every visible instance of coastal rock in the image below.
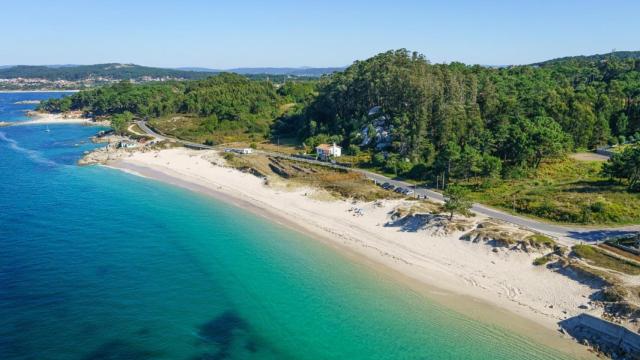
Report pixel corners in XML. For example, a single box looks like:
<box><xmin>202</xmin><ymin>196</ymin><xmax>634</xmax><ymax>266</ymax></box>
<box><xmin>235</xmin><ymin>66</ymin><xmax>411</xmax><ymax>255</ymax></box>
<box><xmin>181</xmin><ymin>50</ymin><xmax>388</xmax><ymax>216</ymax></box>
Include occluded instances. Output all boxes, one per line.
<box><xmin>78</xmin><ymin>148</ymin><xmax>128</xmax><ymax>165</ymax></box>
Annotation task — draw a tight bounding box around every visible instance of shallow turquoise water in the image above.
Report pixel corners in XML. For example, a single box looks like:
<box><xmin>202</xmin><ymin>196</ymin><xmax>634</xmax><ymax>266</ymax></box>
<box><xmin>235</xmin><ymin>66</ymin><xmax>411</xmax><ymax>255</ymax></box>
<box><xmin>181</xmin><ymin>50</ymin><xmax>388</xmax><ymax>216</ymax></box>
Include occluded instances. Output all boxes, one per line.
<box><xmin>0</xmin><ymin>93</ymin><xmax>575</xmax><ymax>359</ymax></box>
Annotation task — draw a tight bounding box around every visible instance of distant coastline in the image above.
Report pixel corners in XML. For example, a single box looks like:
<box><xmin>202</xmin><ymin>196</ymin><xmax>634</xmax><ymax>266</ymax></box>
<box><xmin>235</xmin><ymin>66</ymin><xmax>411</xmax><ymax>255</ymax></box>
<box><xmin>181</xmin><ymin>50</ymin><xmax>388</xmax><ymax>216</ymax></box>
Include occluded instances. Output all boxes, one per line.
<box><xmin>0</xmin><ymin>89</ymin><xmax>80</xmax><ymax>93</ymax></box>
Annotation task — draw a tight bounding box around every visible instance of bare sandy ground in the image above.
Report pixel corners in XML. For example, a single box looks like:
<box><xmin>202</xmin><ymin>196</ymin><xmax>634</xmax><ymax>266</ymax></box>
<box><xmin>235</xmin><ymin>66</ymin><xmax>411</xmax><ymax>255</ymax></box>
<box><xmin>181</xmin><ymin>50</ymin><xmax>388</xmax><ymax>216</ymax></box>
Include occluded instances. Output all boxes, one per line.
<box><xmin>11</xmin><ymin>112</ymin><xmax>109</xmax><ymax>126</ymax></box>
<box><xmin>570</xmin><ymin>152</ymin><xmax>610</xmax><ymax>162</ymax></box>
<box><xmin>108</xmin><ymin>148</ymin><xmax>598</xmax><ymax>358</ymax></box>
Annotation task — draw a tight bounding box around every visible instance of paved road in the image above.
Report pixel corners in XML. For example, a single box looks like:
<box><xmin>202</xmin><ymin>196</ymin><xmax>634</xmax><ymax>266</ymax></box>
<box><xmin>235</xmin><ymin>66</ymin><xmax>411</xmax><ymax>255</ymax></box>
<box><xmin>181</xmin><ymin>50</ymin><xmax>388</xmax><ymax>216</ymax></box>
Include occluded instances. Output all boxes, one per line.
<box><xmin>136</xmin><ymin>121</ymin><xmax>640</xmax><ymax>243</ymax></box>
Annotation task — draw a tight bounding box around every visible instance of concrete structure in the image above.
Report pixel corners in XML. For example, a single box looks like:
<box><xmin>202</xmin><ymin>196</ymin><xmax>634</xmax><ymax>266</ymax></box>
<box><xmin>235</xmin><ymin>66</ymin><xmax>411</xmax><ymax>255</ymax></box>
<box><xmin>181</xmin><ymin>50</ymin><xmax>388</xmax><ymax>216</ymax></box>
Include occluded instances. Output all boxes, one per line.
<box><xmin>560</xmin><ymin>313</ymin><xmax>640</xmax><ymax>358</ymax></box>
<box><xmin>315</xmin><ymin>143</ymin><xmax>341</xmax><ymax>160</ymax></box>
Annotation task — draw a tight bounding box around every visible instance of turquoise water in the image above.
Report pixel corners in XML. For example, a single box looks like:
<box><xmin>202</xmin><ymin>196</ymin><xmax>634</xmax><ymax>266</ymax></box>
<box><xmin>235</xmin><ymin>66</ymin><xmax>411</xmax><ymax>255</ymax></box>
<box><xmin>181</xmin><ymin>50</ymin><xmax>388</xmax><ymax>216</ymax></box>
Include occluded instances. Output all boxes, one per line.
<box><xmin>0</xmin><ymin>93</ymin><xmax>575</xmax><ymax>359</ymax></box>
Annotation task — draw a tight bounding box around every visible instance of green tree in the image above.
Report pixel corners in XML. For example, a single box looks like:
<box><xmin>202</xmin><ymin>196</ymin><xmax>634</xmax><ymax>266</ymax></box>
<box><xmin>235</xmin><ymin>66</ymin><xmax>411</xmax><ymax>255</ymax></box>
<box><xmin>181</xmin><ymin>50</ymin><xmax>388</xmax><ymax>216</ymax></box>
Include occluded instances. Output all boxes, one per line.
<box><xmin>443</xmin><ymin>184</ymin><xmax>472</xmax><ymax>220</ymax></box>
<box><xmin>529</xmin><ymin>116</ymin><xmax>571</xmax><ymax>168</ymax></box>
<box><xmin>110</xmin><ymin>111</ymin><xmax>133</xmax><ymax>134</ymax></box>
<box><xmin>603</xmin><ymin>146</ymin><xmax>640</xmax><ymax>191</ymax></box>
<box><xmin>347</xmin><ymin>144</ymin><xmax>361</xmax><ymax>156</ymax></box>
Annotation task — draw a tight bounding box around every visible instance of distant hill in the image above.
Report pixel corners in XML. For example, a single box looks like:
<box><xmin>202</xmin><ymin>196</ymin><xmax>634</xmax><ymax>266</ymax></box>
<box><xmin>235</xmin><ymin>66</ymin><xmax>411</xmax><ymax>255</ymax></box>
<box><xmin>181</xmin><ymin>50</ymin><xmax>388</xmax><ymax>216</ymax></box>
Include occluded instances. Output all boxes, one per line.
<box><xmin>175</xmin><ymin>66</ymin><xmax>344</xmax><ymax>76</ymax></box>
<box><xmin>533</xmin><ymin>50</ymin><xmax>640</xmax><ymax>66</ymax></box>
<box><xmin>0</xmin><ymin>63</ymin><xmax>343</xmax><ymax>83</ymax></box>
<box><xmin>0</xmin><ymin>63</ymin><xmax>212</xmax><ymax>81</ymax></box>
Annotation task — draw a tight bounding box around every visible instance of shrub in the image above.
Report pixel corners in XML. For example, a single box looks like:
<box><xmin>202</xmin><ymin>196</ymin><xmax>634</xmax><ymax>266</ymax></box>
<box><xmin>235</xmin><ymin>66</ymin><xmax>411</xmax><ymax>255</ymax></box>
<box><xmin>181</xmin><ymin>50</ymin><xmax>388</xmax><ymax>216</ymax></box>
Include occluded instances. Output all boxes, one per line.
<box><xmin>603</xmin><ymin>285</ymin><xmax>628</xmax><ymax>302</ymax></box>
<box><xmin>526</xmin><ymin>234</ymin><xmax>556</xmax><ymax>248</ymax></box>
<box><xmin>347</xmin><ymin>144</ymin><xmax>361</xmax><ymax>156</ymax></box>
<box><xmin>590</xmin><ymin>201</ymin><xmax>606</xmax><ymax>213</ymax></box>
<box><xmin>223</xmin><ymin>152</ymin><xmax>235</xmax><ymax>161</ymax></box>
<box><xmin>533</xmin><ymin>255</ymin><xmax>552</xmax><ymax>266</ymax></box>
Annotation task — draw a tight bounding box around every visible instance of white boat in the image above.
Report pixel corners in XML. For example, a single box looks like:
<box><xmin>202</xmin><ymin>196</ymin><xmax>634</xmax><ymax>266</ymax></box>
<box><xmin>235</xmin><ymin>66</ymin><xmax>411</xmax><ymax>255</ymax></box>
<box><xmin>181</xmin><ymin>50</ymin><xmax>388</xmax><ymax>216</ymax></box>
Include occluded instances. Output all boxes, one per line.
<box><xmin>45</xmin><ymin>125</ymin><xmax>51</xmax><ymax>132</ymax></box>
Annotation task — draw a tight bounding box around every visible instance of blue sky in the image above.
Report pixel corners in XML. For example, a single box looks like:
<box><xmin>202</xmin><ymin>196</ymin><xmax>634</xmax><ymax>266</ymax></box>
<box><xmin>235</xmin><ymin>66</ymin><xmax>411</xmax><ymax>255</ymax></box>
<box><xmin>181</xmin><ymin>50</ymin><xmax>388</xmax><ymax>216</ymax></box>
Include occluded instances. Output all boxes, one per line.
<box><xmin>1</xmin><ymin>0</ymin><xmax>638</xmax><ymax>68</ymax></box>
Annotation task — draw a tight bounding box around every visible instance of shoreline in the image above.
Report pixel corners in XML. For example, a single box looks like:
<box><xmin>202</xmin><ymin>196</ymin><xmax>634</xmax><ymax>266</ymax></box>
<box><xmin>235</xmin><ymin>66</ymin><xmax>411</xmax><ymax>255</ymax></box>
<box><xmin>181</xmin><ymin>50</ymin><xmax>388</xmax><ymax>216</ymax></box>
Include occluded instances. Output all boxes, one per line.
<box><xmin>104</xmin><ymin>148</ymin><xmax>598</xmax><ymax>358</ymax></box>
<box><xmin>9</xmin><ymin>112</ymin><xmax>109</xmax><ymax>127</ymax></box>
<box><xmin>0</xmin><ymin>89</ymin><xmax>80</xmax><ymax>93</ymax></box>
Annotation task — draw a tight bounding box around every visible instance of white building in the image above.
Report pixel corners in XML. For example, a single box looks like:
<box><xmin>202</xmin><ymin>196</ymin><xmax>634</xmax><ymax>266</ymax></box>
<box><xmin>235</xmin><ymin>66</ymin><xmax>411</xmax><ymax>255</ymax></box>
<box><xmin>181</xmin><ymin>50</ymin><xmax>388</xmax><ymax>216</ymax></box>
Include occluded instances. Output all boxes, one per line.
<box><xmin>315</xmin><ymin>143</ymin><xmax>341</xmax><ymax>160</ymax></box>
<box><xmin>118</xmin><ymin>140</ymin><xmax>138</xmax><ymax>149</ymax></box>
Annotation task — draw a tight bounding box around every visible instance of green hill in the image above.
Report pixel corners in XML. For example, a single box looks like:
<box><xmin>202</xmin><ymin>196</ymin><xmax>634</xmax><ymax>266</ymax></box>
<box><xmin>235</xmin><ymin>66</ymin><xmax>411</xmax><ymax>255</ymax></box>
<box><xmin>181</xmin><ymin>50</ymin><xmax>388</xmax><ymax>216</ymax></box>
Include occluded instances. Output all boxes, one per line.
<box><xmin>534</xmin><ymin>50</ymin><xmax>640</xmax><ymax>66</ymax></box>
<box><xmin>0</xmin><ymin>63</ymin><xmax>211</xmax><ymax>81</ymax></box>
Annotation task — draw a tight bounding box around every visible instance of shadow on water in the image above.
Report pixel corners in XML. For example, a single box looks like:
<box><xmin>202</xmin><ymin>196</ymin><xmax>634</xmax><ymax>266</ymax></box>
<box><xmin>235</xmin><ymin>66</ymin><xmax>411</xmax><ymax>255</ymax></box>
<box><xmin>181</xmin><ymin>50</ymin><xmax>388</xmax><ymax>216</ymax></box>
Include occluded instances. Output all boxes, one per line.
<box><xmin>190</xmin><ymin>311</ymin><xmax>252</xmax><ymax>360</ymax></box>
<box><xmin>188</xmin><ymin>310</ymin><xmax>293</xmax><ymax>360</ymax></box>
<box><xmin>81</xmin><ymin>339</ymin><xmax>164</xmax><ymax>360</ymax></box>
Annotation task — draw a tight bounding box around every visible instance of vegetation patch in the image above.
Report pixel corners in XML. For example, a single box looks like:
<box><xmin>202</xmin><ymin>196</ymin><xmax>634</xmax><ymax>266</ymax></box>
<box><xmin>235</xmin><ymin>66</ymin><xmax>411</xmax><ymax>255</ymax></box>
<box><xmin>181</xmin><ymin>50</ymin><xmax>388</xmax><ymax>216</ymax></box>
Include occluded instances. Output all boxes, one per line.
<box><xmin>464</xmin><ymin>159</ymin><xmax>640</xmax><ymax>225</ymax></box>
<box><xmin>572</xmin><ymin>245</ymin><xmax>640</xmax><ymax>275</ymax></box>
<box><xmin>525</xmin><ymin>234</ymin><xmax>556</xmax><ymax>249</ymax></box>
<box><xmin>224</xmin><ymin>154</ymin><xmax>394</xmax><ymax>201</ymax></box>
<box><xmin>459</xmin><ymin>220</ymin><xmax>551</xmax><ymax>252</ymax></box>
<box><xmin>533</xmin><ymin>254</ymin><xmax>554</xmax><ymax>266</ymax></box>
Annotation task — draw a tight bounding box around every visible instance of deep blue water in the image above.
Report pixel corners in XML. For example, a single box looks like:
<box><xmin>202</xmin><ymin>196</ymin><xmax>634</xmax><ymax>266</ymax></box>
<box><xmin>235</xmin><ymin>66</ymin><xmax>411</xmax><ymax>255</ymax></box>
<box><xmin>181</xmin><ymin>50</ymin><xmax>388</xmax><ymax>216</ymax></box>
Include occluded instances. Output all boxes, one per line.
<box><xmin>0</xmin><ymin>92</ymin><xmax>578</xmax><ymax>359</ymax></box>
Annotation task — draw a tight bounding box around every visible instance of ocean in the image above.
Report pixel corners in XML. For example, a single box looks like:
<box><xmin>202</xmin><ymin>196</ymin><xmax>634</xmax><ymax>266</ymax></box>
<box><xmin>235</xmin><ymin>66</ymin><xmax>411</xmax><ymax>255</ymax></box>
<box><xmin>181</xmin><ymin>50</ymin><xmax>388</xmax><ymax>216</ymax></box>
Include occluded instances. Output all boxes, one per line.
<box><xmin>0</xmin><ymin>92</ymin><xmax>577</xmax><ymax>359</ymax></box>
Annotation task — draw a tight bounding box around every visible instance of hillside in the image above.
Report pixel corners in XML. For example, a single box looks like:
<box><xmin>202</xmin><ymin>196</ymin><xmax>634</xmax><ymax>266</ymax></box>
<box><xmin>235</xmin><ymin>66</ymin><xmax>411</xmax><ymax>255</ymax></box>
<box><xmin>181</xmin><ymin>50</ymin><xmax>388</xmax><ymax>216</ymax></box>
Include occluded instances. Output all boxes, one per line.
<box><xmin>38</xmin><ymin>49</ymin><xmax>640</xmax><ymax>224</ymax></box>
<box><xmin>38</xmin><ymin>73</ymin><xmax>317</xmax><ymax>143</ymax></box>
<box><xmin>0</xmin><ymin>63</ymin><xmax>336</xmax><ymax>90</ymax></box>
<box><xmin>0</xmin><ymin>63</ymin><xmax>211</xmax><ymax>81</ymax></box>
<box><xmin>176</xmin><ymin>66</ymin><xmax>344</xmax><ymax>76</ymax></box>
<box><xmin>534</xmin><ymin>50</ymin><xmax>640</xmax><ymax>66</ymax></box>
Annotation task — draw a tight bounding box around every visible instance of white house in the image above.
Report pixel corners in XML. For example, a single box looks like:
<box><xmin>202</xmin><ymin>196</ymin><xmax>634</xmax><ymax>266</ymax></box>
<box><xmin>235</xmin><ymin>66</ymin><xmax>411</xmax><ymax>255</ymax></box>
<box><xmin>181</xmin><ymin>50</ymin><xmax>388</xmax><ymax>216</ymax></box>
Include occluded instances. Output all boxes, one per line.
<box><xmin>315</xmin><ymin>143</ymin><xmax>341</xmax><ymax>160</ymax></box>
<box><xmin>118</xmin><ymin>140</ymin><xmax>138</xmax><ymax>149</ymax></box>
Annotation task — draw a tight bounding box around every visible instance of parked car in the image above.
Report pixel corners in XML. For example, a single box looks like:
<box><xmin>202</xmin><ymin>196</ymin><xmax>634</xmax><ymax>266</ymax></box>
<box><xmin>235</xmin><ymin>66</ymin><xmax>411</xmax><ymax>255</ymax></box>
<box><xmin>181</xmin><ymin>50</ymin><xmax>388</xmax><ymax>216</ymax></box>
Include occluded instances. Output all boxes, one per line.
<box><xmin>394</xmin><ymin>187</ymin><xmax>404</xmax><ymax>193</ymax></box>
<box><xmin>405</xmin><ymin>189</ymin><xmax>414</xmax><ymax>195</ymax></box>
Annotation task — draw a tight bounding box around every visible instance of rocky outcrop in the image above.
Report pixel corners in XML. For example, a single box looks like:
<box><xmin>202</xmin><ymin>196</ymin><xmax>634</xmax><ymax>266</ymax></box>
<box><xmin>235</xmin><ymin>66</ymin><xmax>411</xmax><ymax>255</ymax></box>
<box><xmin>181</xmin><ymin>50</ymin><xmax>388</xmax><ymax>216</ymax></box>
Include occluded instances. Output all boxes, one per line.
<box><xmin>78</xmin><ymin>147</ymin><xmax>130</xmax><ymax>165</ymax></box>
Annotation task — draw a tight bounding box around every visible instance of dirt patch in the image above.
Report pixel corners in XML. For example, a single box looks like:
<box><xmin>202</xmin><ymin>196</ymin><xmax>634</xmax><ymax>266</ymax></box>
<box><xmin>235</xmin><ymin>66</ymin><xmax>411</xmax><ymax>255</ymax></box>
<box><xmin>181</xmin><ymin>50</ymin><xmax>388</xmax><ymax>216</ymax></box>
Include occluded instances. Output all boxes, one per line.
<box><xmin>570</xmin><ymin>152</ymin><xmax>610</xmax><ymax>162</ymax></box>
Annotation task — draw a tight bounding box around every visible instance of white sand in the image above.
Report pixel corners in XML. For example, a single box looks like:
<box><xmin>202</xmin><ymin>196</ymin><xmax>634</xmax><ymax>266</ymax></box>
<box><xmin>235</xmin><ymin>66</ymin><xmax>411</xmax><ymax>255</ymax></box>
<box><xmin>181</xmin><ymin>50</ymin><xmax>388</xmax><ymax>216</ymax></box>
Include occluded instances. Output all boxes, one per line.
<box><xmin>13</xmin><ymin>112</ymin><xmax>109</xmax><ymax>126</ymax></box>
<box><xmin>108</xmin><ymin>148</ymin><xmax>598</xmax><ymax>355</ymax></box>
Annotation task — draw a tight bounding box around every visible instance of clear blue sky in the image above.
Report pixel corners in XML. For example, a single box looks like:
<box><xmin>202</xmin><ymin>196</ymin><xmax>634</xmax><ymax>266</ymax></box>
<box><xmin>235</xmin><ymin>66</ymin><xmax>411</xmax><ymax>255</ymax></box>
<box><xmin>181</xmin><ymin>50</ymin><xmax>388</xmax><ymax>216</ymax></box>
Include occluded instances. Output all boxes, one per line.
<box><xmin>1</xmin><ymin>0</ymin><xmax>637</xmax><ymax>68</ymax></box>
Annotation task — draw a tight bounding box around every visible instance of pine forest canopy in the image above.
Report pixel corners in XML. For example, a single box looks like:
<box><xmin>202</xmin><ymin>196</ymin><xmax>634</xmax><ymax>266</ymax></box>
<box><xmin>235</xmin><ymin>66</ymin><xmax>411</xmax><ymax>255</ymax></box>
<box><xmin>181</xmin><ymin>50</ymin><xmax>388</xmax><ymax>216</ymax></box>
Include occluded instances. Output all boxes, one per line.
<box><xmin>40</xmin><ymin>49</ymin><xmax>640</xmax><ymax>184</ymax></box>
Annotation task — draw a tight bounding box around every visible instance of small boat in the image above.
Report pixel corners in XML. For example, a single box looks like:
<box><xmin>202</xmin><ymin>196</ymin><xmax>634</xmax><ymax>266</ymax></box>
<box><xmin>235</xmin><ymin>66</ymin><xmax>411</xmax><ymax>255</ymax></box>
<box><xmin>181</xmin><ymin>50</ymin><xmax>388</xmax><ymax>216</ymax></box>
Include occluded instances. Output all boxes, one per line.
<box><xmin>45</xmin><ymin>125</ymin><xmax>51</xmax><ymax>133</ymax></box>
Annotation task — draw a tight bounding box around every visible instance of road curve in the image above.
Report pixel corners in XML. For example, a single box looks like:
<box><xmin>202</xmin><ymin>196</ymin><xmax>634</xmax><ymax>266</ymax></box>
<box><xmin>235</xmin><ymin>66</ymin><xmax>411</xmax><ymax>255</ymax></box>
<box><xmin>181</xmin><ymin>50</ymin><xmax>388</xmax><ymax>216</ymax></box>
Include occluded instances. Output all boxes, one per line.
<box><xmin>135</xmin><ymin>120</ymin><xmax>640</xmax><ymax>243</ymax></box>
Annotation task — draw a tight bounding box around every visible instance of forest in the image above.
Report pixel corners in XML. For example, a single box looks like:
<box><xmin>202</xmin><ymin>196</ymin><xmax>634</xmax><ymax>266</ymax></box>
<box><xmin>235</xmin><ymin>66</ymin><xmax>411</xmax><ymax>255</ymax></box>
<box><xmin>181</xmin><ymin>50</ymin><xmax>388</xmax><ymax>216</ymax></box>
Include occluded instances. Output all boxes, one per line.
<box><xmin>275</xmin><ymin>50</ymin><xmax>640</xmax><ymax>184</ymax></box>
<box><xmin>40</xmin><ymin>49</ymin><xmax>640</xmax><ymax>187</ymax></box>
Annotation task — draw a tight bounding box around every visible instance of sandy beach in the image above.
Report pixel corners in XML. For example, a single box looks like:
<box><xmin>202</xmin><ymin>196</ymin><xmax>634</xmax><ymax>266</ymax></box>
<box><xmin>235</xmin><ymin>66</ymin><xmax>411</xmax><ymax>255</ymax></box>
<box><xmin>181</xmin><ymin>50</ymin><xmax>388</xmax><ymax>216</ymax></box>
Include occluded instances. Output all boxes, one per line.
<box><xmin>103</xmin><ymin>147</ymin><xmax>603</xmax><ymax>356</ymax></box>
<box><xmin>11</xmin><ymin>112</ymin><xmax>109</xmax><ymax>126</ymax></box>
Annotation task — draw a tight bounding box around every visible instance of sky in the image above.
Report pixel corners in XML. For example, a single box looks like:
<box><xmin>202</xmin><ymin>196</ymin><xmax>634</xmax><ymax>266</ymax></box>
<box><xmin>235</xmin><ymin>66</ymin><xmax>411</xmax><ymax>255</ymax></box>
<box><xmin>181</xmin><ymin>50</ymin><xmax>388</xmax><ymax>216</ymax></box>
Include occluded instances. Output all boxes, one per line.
<box><xmin>1</xmin><ymin>0</ymin><xmax>638</xmax><ymax>68</ymax></box>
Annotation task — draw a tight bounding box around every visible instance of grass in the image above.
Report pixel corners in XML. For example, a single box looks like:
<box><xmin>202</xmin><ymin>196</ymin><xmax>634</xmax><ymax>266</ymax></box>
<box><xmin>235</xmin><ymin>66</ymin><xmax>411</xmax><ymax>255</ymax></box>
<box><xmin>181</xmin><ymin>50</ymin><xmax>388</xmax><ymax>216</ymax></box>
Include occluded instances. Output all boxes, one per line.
<box><xmin>526</xmin><ymin>234</ymin><xmax>556</xmax><ymax>248</ymax></box>
<box><xmin>225</xmin><ymin>153</ymin><xmax>396</xmax><ymax>201</ymax></box>
<box><xmin>462</xmin><ymin>158</ymin><xmax>640</xmax><ymax>225</ymax></box>
<box><xmin>599</xmin><ymin>243</ymin><xmax>640</xmax><ymax>263</ymax></box>
<box><xmin>533</xmin><ymin>254</ymin><xmax>553</xmax><ymax>266</ymax></box>
<box><xmin>148</xmin><ymin>114</ymin><xmax>269</xmax><ymax>145</ymax></box>
<box><xmin>573</xmin><ymin>244</ymin><xmax>640</xmax><ymax>275</ymax></box>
